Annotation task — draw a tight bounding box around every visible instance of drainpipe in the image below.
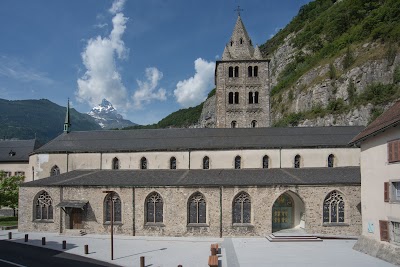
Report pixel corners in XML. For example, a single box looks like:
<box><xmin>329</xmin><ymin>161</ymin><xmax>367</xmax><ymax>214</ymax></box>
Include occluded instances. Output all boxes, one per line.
<box><xmin>188</xmin><ymin>150</ymin><xmax>191</xmax><ymax>169</ymax></box>
<box><xmin>66</xmin><ymin>153</ymin><xmax>69</xmax><ymax>172</ymax></box>
<box><xmin>132</xmin><ymin>187</ymin><xmax>135</xmax><ymax>236</ymax></box>
<box><xmin>100</xmin><ymin>152</ymin><xmax>103</xmax><ymax>170</ymax></box>
<box><xmin>219</xmin><ymin>186</ymin><xmax>223</xmax><ymax>238</ymax></box>
<box><xmin>60</xmin><ymin>186</ymin><xmax>63</xmax><ymax>234</ymax></box>
<box><xmin>279</xmin><ymin>148</ymin><xmax>282</xmax><ymax>169</ymax></box>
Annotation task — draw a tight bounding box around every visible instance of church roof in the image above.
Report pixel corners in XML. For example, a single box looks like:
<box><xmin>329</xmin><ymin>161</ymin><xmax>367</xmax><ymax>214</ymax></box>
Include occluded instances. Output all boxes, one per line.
<box><xmin>225</xmin><ymin>15</ymin><xmax>255</xmax><ymax>60</ymax></box>
<box><xmin>350</xmin><ymin>100</ymin><xmax>400</xmax><ymax>145</ymax></box>
<box><xmin>33</xmin><ymin>126</ymin><xmax>364</xmax><ymax>154</ymax></box>
<box><xmin>0</xmin><ymin>139</ymin><xmax>40</xmax><ymax>162</ymax></box>
<box><xmin>21</xmin><ymin>167</ymin><xmax>360</xmax><ymax>187</ymax></box>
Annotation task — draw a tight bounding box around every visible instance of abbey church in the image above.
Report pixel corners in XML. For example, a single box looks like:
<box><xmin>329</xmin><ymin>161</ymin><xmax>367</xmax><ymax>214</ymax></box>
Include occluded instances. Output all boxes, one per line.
<box><xmin>18</xmin><ymin>15</ymin><xmax>363</xmax><ymax>238</ymax></box>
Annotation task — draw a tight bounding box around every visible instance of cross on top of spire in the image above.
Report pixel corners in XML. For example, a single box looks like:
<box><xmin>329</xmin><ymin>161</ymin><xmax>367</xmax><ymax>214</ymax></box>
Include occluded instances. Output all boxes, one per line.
<box><xmin>234</xmin><ymin>5</ymin><xmax>243</xmax><ymax>16</ymax></box>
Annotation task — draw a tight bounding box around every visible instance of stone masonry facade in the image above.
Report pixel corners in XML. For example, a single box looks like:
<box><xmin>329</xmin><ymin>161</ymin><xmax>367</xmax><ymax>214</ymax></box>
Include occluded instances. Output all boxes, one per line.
<box><xmin>19</xmin><ymin>185</ymin><xmax>361</xmax><ymax>237</ymax></box>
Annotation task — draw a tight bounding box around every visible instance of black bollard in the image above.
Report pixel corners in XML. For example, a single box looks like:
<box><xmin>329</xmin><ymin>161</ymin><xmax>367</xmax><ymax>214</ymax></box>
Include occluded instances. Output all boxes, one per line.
<box><xmin>84</xmin><ymin>245</ymin><xmax>89</xmax><ymax>254</ymax></box>
<box><xmin>42</xmin><ymin>237</ymin><xmax>46</xmax><ymax>245</ymax></box>
<box><xmin>8</xmin><ymin>232</ymin><xmax>12</xmax><ymax>239</ymax></box>
<box><xmin>62</xmin><ymin>240</ymin><xmax>67</xmax><ymax>249</ymax></box>
<box><xmin>140</xmin><ymin>256</ymin><xmax>145</xmax><ymax>267</ymax></box>
<box><xmin>178</xmin><ymin>265</ymin><xmax>183</xmax><ymax>267</ymax></box>
<box><xmin>25</xmin><ymin>234</ymin><xmax>28</xmax><ymax>242</ymax></box>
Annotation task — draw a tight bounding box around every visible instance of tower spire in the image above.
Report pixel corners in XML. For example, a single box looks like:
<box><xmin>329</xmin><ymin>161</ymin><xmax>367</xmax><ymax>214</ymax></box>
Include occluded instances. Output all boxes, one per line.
<box><xmin>64</xmin><ymin>98</ymin><xmax>71</xmax><ymax>133</ymax></box>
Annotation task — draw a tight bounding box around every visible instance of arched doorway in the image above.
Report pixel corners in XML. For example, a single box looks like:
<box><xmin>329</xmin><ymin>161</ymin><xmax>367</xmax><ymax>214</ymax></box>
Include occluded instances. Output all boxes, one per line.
<box><xmin>272</xmin><ymin>193</ymin><xmax>293</xmax><ymax>232</ymax></box>
<box><xmin>272</xmin><ymin>191</ymin><xmax>305</xmax><ymax>232</ymax></box>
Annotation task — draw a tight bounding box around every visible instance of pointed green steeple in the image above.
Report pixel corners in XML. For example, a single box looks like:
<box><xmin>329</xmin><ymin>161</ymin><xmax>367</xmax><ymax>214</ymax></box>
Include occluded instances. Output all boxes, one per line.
<box><xmin>64</xmin><ymin>99</ymin><xmax>71</xmax><ymax>133</ymax></box>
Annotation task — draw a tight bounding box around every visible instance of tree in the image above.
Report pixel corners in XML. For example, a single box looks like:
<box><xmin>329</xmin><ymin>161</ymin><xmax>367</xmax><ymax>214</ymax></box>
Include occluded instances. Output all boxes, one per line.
<box><xmin>0</xmin><ymin>171</ymin><xmax>24</xmax><ymax>217</ymax></box>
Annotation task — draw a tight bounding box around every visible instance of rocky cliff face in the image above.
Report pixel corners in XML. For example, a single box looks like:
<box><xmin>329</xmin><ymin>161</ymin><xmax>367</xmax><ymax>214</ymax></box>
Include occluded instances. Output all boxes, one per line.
<box><xmin>88</xmin><ymin>99</ymin><xmax>137</xmax><ymax>129</ymax></box>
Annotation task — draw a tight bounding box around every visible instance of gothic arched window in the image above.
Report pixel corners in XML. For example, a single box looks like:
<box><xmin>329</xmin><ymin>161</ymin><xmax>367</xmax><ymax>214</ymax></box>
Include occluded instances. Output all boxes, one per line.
<box><xmin>104</xmin><ymin>192</ymin><xmax>122</xmax><ymax>223</ymax></box>
<box><xmin>203</xmin><ymin>156</ymin><xmax>210</xmax><ymax>169</ymax></box>
<box><xmin>254</xmin><ymin>66</ymin><xmax>258</xmax><ymax>77</ymax></box>
<box><xmin>234</xmin><ymin>66</ymin><xmax>239</xmax><ymax>77</ymax></box>
<box><xmin>112</xmin><ymin>157</ymin><xmax>119</xmax><ymax>170</ymax></box>
<box><xmin>263</xmin><ymin>155</ymin><xmax>269</xmax><ymax>169</ymax></box>
<box><xmin>228</xmin><ymin>66</ymin><xmax>233</xmax><ymax>77</ymax></box>
<box><xmin>233</xmin><ymin>192</ymin><xmax>251</xmax><ymax>224</ymax></box>
<box><xmin>249</xmin><ymin>92</ymin><xmax>253</xmax><ymax>104</ymax></box>
<box><xmin>294</xmin><ymin>155</ymin><xmax>301</xmax><ymax>168</ymax></box>
<box><xmin>235</xmin><ymin>156</ymin><xmax>241</xmax><ymax>169</ymax></box>
<box><xmin>251</xmin><ymin>120</ymin><xmax>257</xmax><ymax>128</ymax></box>
<box><xmin>170</xmin><ymin>157</ymin><xmax>177</xmax><ymax>169</ymax></box>
<box><xmin>248</xmin><ymin>66</ymin><xmax>253</xmax><ymax>77</ymax></box>
<box><xmin>231</xmin><ymin>121</ymin><xmax>237</xmax><ymax>128</ymax></box>
<box><xmin>35</xmin><ymin>191</ymin><xmax>53</xmax><ymax>220</ymax></box>
<box><xmin>146</xmin><ymin>192</ymin><xmax>163</xmax><ymax>223</ymax></box>
<box><xmin>323</xmin><ymin>191</ymin><xmax>345</xmax><ymax>223</ymax></box>
<box><xmin>254</xmin><ymin>91</ymin><xmax>259</xmax><ymax>104</ymax></box>
<box><xmin>234</xmin><ymin>92</ymin><xmax>239</xmax><ymax>104</ymax></box>
<box><xmin>141</xmin><ymin>157</ymin><xmax>147</xmax><ymax>169</ymax></box>
<box><xmin>228</xmin><ymin>92</ymin><xmax>234</xmax><ymax>104</ymax></box>
<box><xmin>188</xmin><ymin>192</ymin><xmax>206</xmax><ymax>224</ymax></box>
<box><xmin>328</xmin><ymin>154</ymin><xmax>335</xmax><ymax>168</ymax></box>
<box><xmin>50</xmin><ymin>165</ymin><xmax>60</xmax><ymax>176</ymax></box>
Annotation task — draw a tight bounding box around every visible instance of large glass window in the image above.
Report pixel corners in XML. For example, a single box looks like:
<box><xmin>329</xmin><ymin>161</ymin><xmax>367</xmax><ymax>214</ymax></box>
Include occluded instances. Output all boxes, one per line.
<box><xmin>188</xmin><ymin>192</ymin><xmax>206</xmax><ymax>224</ymax></box>
<box><xmin>233</xmin><ymin>192</ymin><xmax>251</xmax><ymax>224</ymax></box>
<box><xmin>35</xmin><ymin>191</ymin><xmax>53</xmax><ymax>220</ymax></box>
<box><xmin>104</xmin><ymin>192</ymin><xmax>122</xmax><ymax>223</ymax></box>
<box><xmin>323</xmin><ymin>191</ymin><xmax>345</xmax><ymax>223</ymax></box>
<box><xmin>146</xmin><ymin>192</ymin><xmax>163</xmax><ymax>223</ymax></box>
<box><xmin>393</xmin><ymin>221</ymin><xmax>400</xmax><ymax>243</ymax></box>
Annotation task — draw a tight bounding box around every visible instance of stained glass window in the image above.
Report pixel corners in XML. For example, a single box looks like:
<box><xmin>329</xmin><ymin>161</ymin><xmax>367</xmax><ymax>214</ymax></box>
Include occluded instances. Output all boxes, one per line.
<box><xmin>50</xmin><ymin>165</ymin><xmax>60</xmax><ymax>176</ymax></box>
<box><xmin>233</xmin><ymin>192</ymin><xmax>251</xmax><ymax>224</ymax></box>
<box><xmin>203</xmin><ymin>156</ymin><xmax>210</xmax><ymax>169</ymax></box>
<box><xmin>141</xmin><ymin>157</ymin><xmax>147</xmax><ymax>169</ymax></box>
<box><xmin>235</xmin><ymin>156</ymin><xmax>241</xmax><ymax>169</ymax></box>
<box><xmin>323</xmin><ymin>191</ymin><xmax>345</xmax><ymax>223</ymax></box>
<box><xmin>328</xmin><ymin>154</ymin><xmax>334</xmax><ymax>168</ymax></box>
<box><xmin>146</xmin><ymin>192</ymin><xmax>163</xmax><ymax>223</ymax></box>
<box><xmin>35</xmin><ymin>191</ymin><xmax>53</xmax><ymax>220</ymax></box>
<box><xmin>188</xmin><ymin>193</ymin><xmax>206</xmax><ymax>224</ymax></box>
<box><xmin>263</xmin><ymin>155</ymin><xmax>269</xmax><ymax>169</ymax></box>
<box><xmin>104</xmin><ymin>192</ymin><xmax>122</xmax><ymax>223</ymax></box>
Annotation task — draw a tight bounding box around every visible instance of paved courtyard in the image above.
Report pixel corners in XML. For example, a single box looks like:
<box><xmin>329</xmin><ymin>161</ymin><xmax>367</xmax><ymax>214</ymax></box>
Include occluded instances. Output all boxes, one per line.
<box><xmin>0</xmin><ymin>230</ymin><xmax>395</xmax><ymax>267</ymax></box>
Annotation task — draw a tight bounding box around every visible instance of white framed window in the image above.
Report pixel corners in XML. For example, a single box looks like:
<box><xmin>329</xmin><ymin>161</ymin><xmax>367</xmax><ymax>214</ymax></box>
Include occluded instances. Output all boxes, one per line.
<box><xmin>392</xmin><ymin>221</ymin><xmax>400</xmax><ymax>244</ymax></box>
<box><xmin>394</xmin><ymin>182</ymin><xmax>400</xmax><ymax>201</ymax></box>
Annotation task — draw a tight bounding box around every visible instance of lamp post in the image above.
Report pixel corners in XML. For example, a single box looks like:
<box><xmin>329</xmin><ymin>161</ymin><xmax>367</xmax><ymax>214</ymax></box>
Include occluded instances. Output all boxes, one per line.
<box><xmin>103</xmin><ymin>191</ymin><xmax>114</xmax><ymax>260</ymax></box>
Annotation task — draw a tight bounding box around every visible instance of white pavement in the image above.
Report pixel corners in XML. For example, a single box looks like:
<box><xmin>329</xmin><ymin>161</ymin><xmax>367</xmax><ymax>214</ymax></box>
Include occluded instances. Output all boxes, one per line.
<box><xmin>0</xmin><ymin>230</ymin><xmax>395</xmax><ymax>267</ymax></box>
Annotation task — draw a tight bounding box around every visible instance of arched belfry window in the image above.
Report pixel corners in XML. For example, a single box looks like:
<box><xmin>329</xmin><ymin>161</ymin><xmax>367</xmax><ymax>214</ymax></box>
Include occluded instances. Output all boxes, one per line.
<box><xmin>294</xmin><ymin>155</ymin><xmax>301</xmax><ymax>168</ymax></box>
<box><xmin>231</xmin><ymin>121</ymin><xmax>237</xmax><ymax>128</ymax></box>
<box><xmin>203</xmin><ymin>156</ymin><xmax>210</xmax><ymax>169</ymax></box>
<box><xmin>248</xmin><ymin>66</ymin><xmax>253</xmax><ymax>77</ymax></box>
<box><xmin>235</xmin><ymin>156</ymin><xmax>241</xmax><ymax>169</ymax></box>
<box><xmin>188</xmin><ymin>192</ymin><xmax>206</xmax><ymax>224</ymax></box>
<box><xmin>249</xmin><ymin>92</ymin><xmax>253</xmax><ymax>104</ymax></box>
<box><xmin>50</xmin><ymin>165</ymin><xmax>60</xmax><ymax>176</ymax></box>
<box><xmin>323</xmin><ymin>191</ymin><xmax>345</xmax><ymax>223</ymax></box>
<box><xmin>228</xmin><ymin>66</ymin><xmax>233</xmax><ymax>77</ymax></box>
<box><xmin>146</xmin><ymin>192</ymin><xmax>163</xmax><ymax>223</ymax></box>
<box><xmin>112</xmin><ymin>157</ymin><xmax>119</xmax><ymax>170</ymax></box>
<box><xmin>263</xmin><ymin>155</ymin><xmax>269</xmax><ymax>168</ymax></box>
<box><xmin>251</xmin><ymin>120</ymin><xmax>257</xmax><ymax>128</ymax></box>
<box><xmin>254</xmin><ymin>66</ymin><xmax>258</xmax><ymax>77</ymax></box>
<box><xmin>230</xmin><ymin>41</ymin><xmax>233</xmax><ymax>46</ymax></box>
<box><xmin>234</xmin><ymin>92</ymin><xmax>239</xmax><ymax>104</ymax></box>
<box><xmin>170</xmin><ymin>157</ymin><xmax>177</xmax><ymax>169</ymax></box>
<box><xmin>35</xmin><ymin>191</ymin><xmax>53</xmax><ymax>220</ymax></box>
<box><xmin>104</xmin><ymin>192</ymin><xmax>122</xmax><ymax>223</ymax></box>
<box><xmin>234</xmin><ymin>66</ymin><xmax>239</xmax><ymax>77</ymax></box>
<box><xmin>240</xmin><ymin>38</ymin><xmax>243</xmax><ymax>44</ymax></box>
<box><xmin>141</xmin><ymin>157</ymin><xmax>147</xmax><ymax>169</ymax></box>
<box><xmin>233</xmin><ymin>192</ymin><xmax>251</xmax><ymax>224</ymax></box>
<box><xmin>328</xmin><ymin>154</ymin><xmax>335</xmax><ymax>168</ymax></box>
<box><xmin>254</xmin><ymin>92</ymin><xmax>259</xmax><ymax>104</ymax></box>
<box><xmin>228</xmin><ymin>92</ymin><xmax>234</xmax><ymax>104</ymax></box>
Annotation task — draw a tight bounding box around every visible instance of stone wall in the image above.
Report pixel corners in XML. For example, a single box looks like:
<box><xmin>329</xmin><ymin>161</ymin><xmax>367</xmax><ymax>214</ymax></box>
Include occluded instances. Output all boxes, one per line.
<box><xmin>19</xmin><ymin>184</ymin><xmax>361</xmax><ymax>237</ymax></box>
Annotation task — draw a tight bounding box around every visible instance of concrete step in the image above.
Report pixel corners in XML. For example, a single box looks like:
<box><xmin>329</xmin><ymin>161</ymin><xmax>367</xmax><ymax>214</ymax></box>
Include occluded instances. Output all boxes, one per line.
<box><xmin>266</xmin><ymin>234</ymin><xmax>323</xmax><ymax>242</ymax></box>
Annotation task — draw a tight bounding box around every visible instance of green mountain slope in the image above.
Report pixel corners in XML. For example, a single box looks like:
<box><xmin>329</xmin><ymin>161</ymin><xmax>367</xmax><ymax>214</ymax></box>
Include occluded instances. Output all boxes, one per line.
<box><xmin>0</xmin><ymin>99</ymin><xmax>101</xmax><ymax>143</ymax></box>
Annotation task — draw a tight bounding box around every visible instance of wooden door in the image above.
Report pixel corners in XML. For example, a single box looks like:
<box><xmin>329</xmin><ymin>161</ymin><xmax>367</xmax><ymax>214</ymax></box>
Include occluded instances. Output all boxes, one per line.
<box><xmin>70</xmin><ymin>209</ymin><xmax>83</xmax><ymax>229</ymax></box>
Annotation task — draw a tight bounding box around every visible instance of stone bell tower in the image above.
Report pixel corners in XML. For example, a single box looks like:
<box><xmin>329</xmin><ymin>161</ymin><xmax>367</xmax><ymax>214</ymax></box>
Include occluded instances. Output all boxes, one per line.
<box><xmin>215</xmin><ymin>13</ymin><xmax>270</xmax><ymax>128</ymax></box>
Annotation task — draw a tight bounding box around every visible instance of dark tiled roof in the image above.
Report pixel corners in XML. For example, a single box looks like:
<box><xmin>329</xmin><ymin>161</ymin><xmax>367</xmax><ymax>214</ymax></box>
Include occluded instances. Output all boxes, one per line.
<box><xmin>34</xmin><ymin>127</ymin><xmax>364</xmax><ymax>154</ymax></box>
<box><xmin>350</xmin><ymin>101</ymin><xmax>400</xmax><ymax>145</ymax></box>
<box><xmin>0</xmin><ymin>139</ymin><xmax>40</xmax><ymax>162</ymax></box>
<box><xmin>21</xmin><ymin>167</ymin><xmax>360</xmax><ymax>187</ymax></box>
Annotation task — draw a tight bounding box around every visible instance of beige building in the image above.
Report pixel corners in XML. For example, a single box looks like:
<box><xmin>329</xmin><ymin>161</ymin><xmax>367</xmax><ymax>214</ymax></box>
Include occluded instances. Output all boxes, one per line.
<box><xmin>351</xmin><ymin>101</ymin><xmax>400</xmax><ymax>266</ymax></box>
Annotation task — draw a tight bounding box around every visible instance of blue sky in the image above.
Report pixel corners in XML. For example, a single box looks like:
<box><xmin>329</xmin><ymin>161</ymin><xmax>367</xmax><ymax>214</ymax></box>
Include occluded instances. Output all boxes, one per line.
<box><xmin>0</xmin><ymin>0</ymin><xmax>311</xmax><ymax>125</ymax></box>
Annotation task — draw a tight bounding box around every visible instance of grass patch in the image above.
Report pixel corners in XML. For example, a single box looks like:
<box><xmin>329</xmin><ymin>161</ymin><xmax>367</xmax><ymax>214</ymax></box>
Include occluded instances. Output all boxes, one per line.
<box><xmin>0</xmin><ymin>216</ymin><xmax>18</xmax><ymax>226</ymax></box>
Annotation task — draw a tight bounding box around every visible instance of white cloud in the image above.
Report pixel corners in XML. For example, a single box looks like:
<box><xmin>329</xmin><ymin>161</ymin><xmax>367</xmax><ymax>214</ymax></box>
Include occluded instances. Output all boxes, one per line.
<box><xmin>132</xmin><ymin>67</ymin><xmax>166</xmax><ymax>109</ymax></box>
<box><xmin>174</xmin><ymin>58</ymin><xmax>215</xmax><ymax>107</ymax></box>
<box><xmin>94</xmin><ymin>23</ymin><xmax>108</xmax><ymax>28</ymax></box>
<box><xmin>109</xmin><ymin>0</ymin><xmax>126</xmax><ymax>14</ymax></box>
<box><xmin>76</xmin><ymin>0</ymin><xmax>129</xmax><ymax>109</ymax></box>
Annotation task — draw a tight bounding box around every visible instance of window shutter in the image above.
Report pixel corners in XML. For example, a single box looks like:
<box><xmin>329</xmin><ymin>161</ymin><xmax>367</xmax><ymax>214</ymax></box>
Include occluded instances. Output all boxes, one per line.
<box><xmin>388</xmin><ymin>142</ymin><xmax>393</xmax><ymax>162</ymax></box>
<box><xmin>384</xmin><ymin>182</ymin><xmax>390</xmax><ymax>202</ymax></box>
<box><xmin>379</xmin><ymin>220</ymin><xmax>390</xmax><ymax>242</ymax></box>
